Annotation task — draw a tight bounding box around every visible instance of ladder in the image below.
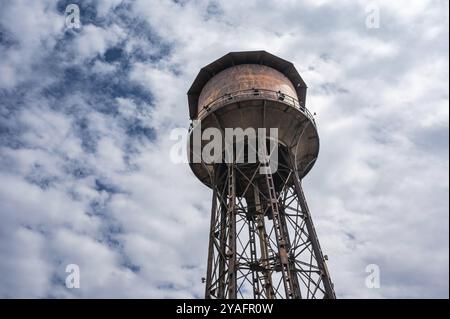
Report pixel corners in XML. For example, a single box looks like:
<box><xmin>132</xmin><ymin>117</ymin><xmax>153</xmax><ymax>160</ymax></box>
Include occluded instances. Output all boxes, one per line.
<box><xmin>261</xmin><ymin>155</ymin><xmax>297</xmax><ymax>298</ymax></box>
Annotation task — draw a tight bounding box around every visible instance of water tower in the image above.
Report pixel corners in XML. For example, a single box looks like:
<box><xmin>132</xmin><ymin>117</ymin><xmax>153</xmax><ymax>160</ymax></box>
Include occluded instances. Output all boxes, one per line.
<box><xmin>187</xmin><ymin>51</ymin><xmax>336</xmax><ymax>299</ymax></box>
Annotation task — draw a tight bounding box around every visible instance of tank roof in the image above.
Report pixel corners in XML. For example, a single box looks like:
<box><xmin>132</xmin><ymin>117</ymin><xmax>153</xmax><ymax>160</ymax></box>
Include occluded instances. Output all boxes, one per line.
<box><xmin>187</xmin><ymin>50</ymin><xmax>307</xmax><ymax>119</ymax></box>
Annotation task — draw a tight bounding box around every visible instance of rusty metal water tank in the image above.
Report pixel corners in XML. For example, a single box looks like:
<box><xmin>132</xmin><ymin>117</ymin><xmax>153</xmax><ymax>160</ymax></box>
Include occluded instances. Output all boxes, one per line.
<box><xmin>187</xmin><ymin>50</ymin><xmax>319</xmax><ymax>188</ymax></box>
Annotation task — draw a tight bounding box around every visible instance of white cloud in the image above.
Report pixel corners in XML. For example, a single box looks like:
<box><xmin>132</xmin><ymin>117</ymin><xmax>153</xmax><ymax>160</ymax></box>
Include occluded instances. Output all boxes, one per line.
<box><xmin>72</xmin><ymin>24</ymin><xmax>126</xmax><ymax>61</ymax></box>
<box><xmin>0</xmin><ymin>0</ymin><xmax>64</xmax><ymax>89</ymax></box>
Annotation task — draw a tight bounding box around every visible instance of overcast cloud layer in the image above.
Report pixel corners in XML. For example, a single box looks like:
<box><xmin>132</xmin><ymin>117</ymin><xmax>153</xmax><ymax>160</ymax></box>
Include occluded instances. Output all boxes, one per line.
<box><xmin>0</xmin><ymin>0</ymin><xmax>448</xmax><ymax>298</ymax></box>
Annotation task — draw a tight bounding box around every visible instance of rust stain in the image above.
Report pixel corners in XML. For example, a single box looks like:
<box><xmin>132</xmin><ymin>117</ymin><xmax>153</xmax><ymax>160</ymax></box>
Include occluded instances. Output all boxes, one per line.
<box><xmin>198</xmin><ymin>64</ymin><xmax>297</xmax><ymax>114</ymax></box>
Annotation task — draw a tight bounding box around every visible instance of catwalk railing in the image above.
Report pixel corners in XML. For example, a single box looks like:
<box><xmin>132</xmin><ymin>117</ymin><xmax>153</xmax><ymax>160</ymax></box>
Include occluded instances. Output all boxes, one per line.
<box><xmin>189</xmin><ymin>88</ymin><xmax>316</xmax><ymax>131</ymax></box>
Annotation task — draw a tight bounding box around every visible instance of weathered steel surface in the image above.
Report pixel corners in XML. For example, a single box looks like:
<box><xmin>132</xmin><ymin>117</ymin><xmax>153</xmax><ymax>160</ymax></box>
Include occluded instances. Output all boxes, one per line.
<box><xmin>198</xmin><ymin>64</ymin><xmax>297</xmax><ymax>114</ymax></box>
<box><xmin>188</xmin><ymin>98</ymin><xmax>319</xmax><ymax>188</ymax></box>
<box><xmin>187</xmin><ymin>51</ymin><xmax>307</xmax><ymax>119</ymax></box>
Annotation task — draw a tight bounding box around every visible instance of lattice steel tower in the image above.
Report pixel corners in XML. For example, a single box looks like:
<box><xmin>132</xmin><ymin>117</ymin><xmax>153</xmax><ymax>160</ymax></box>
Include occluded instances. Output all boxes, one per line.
<box><xmin>187</xmin><ymin>51</ymin><xmax>336</xmax><ymax>299</ymax></box>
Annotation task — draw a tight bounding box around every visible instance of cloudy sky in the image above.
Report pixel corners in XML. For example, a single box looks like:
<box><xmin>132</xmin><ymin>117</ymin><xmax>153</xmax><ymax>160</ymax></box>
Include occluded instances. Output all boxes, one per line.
<box><xmin>0</xmin><ymin>0</ymin><xmax>448</xmax><ymax>298</ymax></box>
